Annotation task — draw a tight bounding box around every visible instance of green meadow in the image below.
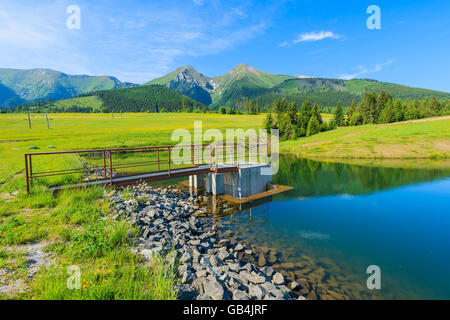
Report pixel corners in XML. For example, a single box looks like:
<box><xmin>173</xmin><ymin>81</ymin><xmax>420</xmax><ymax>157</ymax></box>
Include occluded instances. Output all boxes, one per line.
<box><xmin>1</xmin><ymin>112</ymin><xmax>449</xmax><ymax>299</ymax></box>
<box><xmin>0</xmin><ymin>112</ymin><xmax>263</xmax><ymax>299</ymax></box>
<box><xmin>281</xmin><ymin>116</ymin><xmax>450</xmax><ymax>160</ymax></box>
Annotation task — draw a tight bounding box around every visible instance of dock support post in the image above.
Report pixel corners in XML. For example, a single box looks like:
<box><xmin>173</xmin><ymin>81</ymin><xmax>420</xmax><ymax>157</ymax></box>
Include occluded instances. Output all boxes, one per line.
<box><xmin>189</xmin><ymin>174</ymin><xmax>204</xmax><ymax>189</ymax></box>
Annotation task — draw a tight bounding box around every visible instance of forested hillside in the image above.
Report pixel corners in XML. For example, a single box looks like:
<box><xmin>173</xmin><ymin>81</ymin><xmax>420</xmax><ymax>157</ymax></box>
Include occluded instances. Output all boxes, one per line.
<box><xmin>11</xmin><ymin>85</ymin><xmax>208</xmax><ymax>113</ymax></box>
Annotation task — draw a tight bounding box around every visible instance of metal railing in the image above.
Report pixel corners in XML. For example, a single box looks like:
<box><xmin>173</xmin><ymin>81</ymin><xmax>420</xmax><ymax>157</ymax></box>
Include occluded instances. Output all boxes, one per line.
<box><xmin>24</xmin><ymin>142</ymin><xmax>268</xmax><ymax>193</ymax></box>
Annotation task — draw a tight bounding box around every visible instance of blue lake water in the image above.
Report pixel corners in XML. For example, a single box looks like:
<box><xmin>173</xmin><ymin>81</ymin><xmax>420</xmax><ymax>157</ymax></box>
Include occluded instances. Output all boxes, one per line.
<box><xmin>213</xmin><ymin>156</ymin><xmax>450</xmax><ymax>299</ymax></box>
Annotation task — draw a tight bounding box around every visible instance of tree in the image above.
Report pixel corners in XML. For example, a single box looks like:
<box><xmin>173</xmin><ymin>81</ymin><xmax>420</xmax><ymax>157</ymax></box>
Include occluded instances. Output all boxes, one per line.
<box><xmin>306</xmin><ymin>115</ymin><xmax>320</xmax><ymax>137</ymax></box>
<box><xmin>299</xmin><ymin>99</ymin><xmax>312</xmax><ymax>133</ymax></box>
<box><xmin>348</xmin><ymin>100</ymin><xmax>356</xmax><ymax>119</ymax></box>
<box><xmin>312</xmin><ymin>104</ymin><xmax>323</xmax><ymax>124</ymax></box>
<box><xmin>264</xmin><ymin>112</ymin><xmax>273</xmax><ymax>132</ymax></box>
<box><xmin>349</xmin><ymin>112</ymin><xmax>364</xmax><ymax>126</ymax></box>
<box><xmin>333</xmin><ymin>101</ymin><xmax>345</xmax><ymax>127</ymax></box>
<box><xmin>380</xmin><ymin>102</ymin><xmax>395</xmax><ymax>123</ymax></box>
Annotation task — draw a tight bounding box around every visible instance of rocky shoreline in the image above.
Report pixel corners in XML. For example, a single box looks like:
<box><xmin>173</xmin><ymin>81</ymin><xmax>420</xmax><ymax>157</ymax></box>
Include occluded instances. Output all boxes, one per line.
<box><xmin>108</xmin><ymin>184</ymin><xmax>304</xmax><ymax>300</ymax></box>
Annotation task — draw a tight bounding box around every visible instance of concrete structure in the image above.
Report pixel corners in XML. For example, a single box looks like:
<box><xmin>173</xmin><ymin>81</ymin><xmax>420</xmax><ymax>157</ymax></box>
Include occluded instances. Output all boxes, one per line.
<box><xmin>188</xmin><ymin>174</ymin><xmax>204</xmax><ymax>189</ymax></box>
<box><xmin>200</xmin><ymin>162</ymin><xmax>272</xmax><ymax>198</ymax></box>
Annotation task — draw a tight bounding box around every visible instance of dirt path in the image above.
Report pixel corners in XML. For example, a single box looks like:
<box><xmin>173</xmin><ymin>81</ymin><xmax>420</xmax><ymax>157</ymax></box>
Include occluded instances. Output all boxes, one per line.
<box><xmin>401</xmin><ymin>115</ymin><xmax>450</xmax><ymax>124</ymax></box>
<box><xmin>0</xmin><ymin>241</ymin><xmax>53</xmax><ymax>297</ymax></box>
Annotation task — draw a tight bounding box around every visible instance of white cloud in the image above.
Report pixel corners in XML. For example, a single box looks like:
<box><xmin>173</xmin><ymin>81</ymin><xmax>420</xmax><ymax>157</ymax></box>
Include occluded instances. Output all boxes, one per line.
<box><xmin>0</xmin><ymin>0</ymin><xmax>279</xmax><ymax>83</ymax></box>
<box><xmin>295</xmin><ymin>31</ymin><xmax>342</xmax><ymax>43</ymax></box>
<box><xmin>280</xmin><ymin>30</ymin><xmax>343</xmax><ymax>47</ymax></box>
<box><xmin>339</xmin><ymin>59</ymin><xmax>395</xmax><ymax>80</ymax></box>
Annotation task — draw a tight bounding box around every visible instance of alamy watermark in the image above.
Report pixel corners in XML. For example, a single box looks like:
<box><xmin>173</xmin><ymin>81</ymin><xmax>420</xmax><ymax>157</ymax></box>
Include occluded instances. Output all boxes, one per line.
<box><xmin>366</xmin><ymin>5</ymin><xmax>381</xmax><ymax>30</ymax></box>
<box><xmin>66</xmin><ymin>5</ymin><xmax>81</xmax><ymax>30</ymax></box>
<box><xmin>171</xmin><ymin>121</ymin><xmax>279</xmax><ymax>175</ymax></box>
<box><xmin>66</xmin><ymin>265</ymin><xmax>81</xmax><ymax>289</ymax></box>
<box><xmin>366</xmin><ymin>265</ymin><xmax>381</xmax><ymax>289</ymax></box>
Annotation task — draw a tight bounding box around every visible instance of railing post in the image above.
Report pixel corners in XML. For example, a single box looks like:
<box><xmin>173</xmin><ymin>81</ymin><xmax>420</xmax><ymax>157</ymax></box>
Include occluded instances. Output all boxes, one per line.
<box><xmin>157</xmin><ymin>148</ymin><xmax>160</xmax><ymax>171</ymax></box>
<box><xmin>25</xmin><ymin>154</ymin><xmax>29</xmax><ymax>194</ymax></box>
<box><xmin>168</xmin><ymin>147</ymin><xmax>171</xmax><ymax>176</ymax></box>
<box><xmin>109</xmin><ymin>150</ymin><xmax>113</xmax><ymax>186</ymax></box>
<box><xmin>210</xmin><ymin>145</ymin><xmax>212</xmax><ymax>170</ymax></box>
<box><xmin>102</xmin><ymin>151</ymin><xmax>107</xmax><ymax>179</ymax></box>
<box><xmin>191</xmin><ymin>144</ymin><xmax>194</xmax><ymax>166</ymax></box>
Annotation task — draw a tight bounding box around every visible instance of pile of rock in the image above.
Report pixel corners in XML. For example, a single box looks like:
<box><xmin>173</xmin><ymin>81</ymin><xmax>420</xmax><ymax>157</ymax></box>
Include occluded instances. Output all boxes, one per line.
<box><xmin>80</xmin><ymin>159</ymin><xmax>117</xmax><ymax>181</ymax></box>
<box><xmin>109</xmin><ymin>184</ymin><xmax>303</xmax><ymax>300</ymax></box>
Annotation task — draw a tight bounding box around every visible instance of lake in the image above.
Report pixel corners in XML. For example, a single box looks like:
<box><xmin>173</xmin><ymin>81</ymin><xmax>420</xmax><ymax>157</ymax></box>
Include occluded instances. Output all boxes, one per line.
<box><xmin>211</xmin><ymin>156</ymin><xmax>450</xmax><ymax>299</ymax></box>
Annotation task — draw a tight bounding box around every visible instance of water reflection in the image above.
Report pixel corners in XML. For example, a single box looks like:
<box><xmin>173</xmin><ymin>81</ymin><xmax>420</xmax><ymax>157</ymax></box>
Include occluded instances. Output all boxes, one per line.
<box><xmin>275</xmin><ymin>155</ymin><xmax>450</xmax><ymax>198</ymax></box>
<box><xmin>212</xmin><ymin>155</ymin><xmax>450</xmax><ymax>299</ymax></box>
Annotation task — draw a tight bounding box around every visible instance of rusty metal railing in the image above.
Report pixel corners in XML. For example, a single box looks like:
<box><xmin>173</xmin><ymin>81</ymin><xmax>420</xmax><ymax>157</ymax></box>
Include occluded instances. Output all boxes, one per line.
<box><xmin>24</xmin><ymin>142</ymin><xmax>267</xmax><ymax>193</ymax></box>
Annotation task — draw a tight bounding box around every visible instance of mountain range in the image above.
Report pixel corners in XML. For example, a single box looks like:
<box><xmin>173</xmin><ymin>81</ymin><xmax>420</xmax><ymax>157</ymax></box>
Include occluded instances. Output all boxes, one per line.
<box><xmin>146</xmin><ymin>64</ymin><xmax>450</xmax><ymax>107</ymax></box>
<box><xmin>2</xmin><ymin>64</ymin><xmax>449</xmax><ymax>111</ymax></box>
<box><xmin>0</xmin><ymin>68</ymin><xmax>136</xmax><ymax>108</ymax></box>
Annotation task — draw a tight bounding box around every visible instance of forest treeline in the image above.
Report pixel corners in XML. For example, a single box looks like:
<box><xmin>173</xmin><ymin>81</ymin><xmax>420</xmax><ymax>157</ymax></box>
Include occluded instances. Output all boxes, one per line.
<box><xmin>264</xmin><ymin>91</ymin><xmax>450</xmax><ymax>140</ymax></box>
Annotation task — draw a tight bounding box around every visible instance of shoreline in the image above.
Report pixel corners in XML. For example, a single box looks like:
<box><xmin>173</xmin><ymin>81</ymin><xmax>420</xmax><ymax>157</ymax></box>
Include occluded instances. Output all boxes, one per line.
<box><xmin>109</xmin><ymin>183</ymin><xmax>302</xmax><ymax>300</ymax></box>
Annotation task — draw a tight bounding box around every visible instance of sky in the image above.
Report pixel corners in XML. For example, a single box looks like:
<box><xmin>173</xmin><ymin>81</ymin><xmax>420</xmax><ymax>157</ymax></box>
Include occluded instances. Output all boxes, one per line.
<box><xmin>0</xmin><ymin>0</ymin><xmax>449</xmax><ymax>91</ymax></box>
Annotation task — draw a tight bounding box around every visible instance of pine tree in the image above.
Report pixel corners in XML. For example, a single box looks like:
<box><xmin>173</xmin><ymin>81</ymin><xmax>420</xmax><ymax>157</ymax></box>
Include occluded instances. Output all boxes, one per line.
<box><xmin>264</xmin><ymin>112</ymin><xmax>273</xmax><ymax>132</ymax></box>
<box><xmin>306</xmin><ymin>115</ymin><xmax>320</xmax><ymax>137</ymax></box>
<box><xmin>299</xmin><ymin>99</ymin><xmax>312</xmax><ymax>132</ymax></box>
<box><xmin>312</xmin><ymin>104</ymin><xmax>323</xmax><ymax>124</ymax></box>
<box><xmin>348</xmin><ymin>100</ymin><xmax>356</xmax><ymax>119</ymax></box>
<box><xmin>333</xmin><ymin>101</ymin><xmax>345</xmax><ymax>127</ymax></box>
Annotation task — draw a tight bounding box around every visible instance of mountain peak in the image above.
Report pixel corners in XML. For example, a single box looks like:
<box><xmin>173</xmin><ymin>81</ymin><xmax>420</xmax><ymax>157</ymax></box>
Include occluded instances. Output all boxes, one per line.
<box><xmin>230</xmin><ymin>63</ymin><xmax>262</xmax><ymax>75</ymax></box>
<box><xmin>177</xmin><ymin>65</ymin><xmax>196</xmax><ymax>72</ymax></box>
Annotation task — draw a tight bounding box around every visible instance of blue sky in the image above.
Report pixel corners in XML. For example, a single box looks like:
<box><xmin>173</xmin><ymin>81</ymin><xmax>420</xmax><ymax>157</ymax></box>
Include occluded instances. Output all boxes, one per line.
<box><xmin>0</xmin><ymin>0</ymin><xmax>449</xmax><ymax>91</ymax></box>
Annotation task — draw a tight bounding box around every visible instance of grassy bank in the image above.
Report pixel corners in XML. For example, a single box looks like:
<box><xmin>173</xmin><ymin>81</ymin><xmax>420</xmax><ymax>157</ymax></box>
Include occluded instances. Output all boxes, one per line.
<box><xmin>2</xmin><ymin>112</ymin><xmax>449</xmax><ymax>299</ymax></box>
<box><xmin>0</xmin><ymin>112</ymin><xmax>263</xmax><ymax>299</ymax></box>
<box><xmin>281</xmin><ymin>116</ymin><xmax>450</xmax><ymax>159</ymax></box>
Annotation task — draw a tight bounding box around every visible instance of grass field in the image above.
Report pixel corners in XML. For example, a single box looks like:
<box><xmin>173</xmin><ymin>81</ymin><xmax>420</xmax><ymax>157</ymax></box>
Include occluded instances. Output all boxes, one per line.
<box><xmin>0</xmin><ymin>113</ymin><xmax>264</xmax><ymax>185</ymax></box>
<box><xmin>281</xmin><ymin>116</ymin><xmax>450</xmax><ymax>160</ymax></box>
<box><xmin>0</xmin><ymin>112</ymin><xmax>264</xmax><ymax>299</ymax></box>
<box><xmin>1</xmin><ymin>112</ymin><xmax>449</xmax><ymax>299</ymax></box>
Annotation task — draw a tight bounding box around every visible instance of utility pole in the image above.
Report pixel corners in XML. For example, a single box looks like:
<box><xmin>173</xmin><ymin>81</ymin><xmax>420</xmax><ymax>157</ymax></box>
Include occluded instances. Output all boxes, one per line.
<box><xmin>45</xmin><ymin>113</ymin><xmax>50</xmax><ymax>129</ymax></box>
<box><xmin>27</xmin><ymin>110</ymin><xmax>31</xmax><ymax>129</ymax></box>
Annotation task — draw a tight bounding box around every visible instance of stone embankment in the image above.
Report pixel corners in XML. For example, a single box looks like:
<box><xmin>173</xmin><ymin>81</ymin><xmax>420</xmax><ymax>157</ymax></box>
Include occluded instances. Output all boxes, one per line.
<box><xmin>109</xmin><ymin>184</ymin><xmax>304</xmax><ymax>300</ymax></box>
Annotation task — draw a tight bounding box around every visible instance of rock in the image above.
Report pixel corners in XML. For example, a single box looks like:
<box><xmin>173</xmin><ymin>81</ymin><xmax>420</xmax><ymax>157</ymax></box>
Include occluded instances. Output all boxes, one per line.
<box><xmin>182</xmin><ymin>270</ymin><xmax>195</xmax><ymax>284</ymax></box>
<box><xmin>202</xmin><ymin>280</ymin><xmax>224</xmax><ymax>300</ymax></box>
<box><xmin>241</xmin><ymin>263</ymin><xmax>255</xmax><ymax>273</ymax></box>
<box><xmin>245</xmin><ymin>249</ymin><xmax>253</xmax><ymax>255</ymax></box>
<box><xmin>189</xmin><ymin>239</ymin><xmax>201</xmax><ymax>246</ymax></box>
<box><xmin>217</xmin><ymin>247</ymin><xmax>230</xmax><ymax>261</ymax></box>
<box><xmin>228</xmin><ymin>263</ymin><xmax>240</xmax><ymax>273</ymax></box>
<box><xmin>261</xmin><ymin>282</ymin><xmax>284</xmax><ymax>299</ymax></box>
<box><xmin>178</xmin><ymin>284</ymin><xmax>198</xmax><ymax>300</ymax></box>
<box><xmin>228</xmin><ymin>277</ymin><xmax>241</xmax><ymax>289</ymax></box>
<box><xmin>231</xmin><ymin>289</ymin><xmax>250</xmax><ymax>300</ymax></box>
<box><xmin>260</xmin><ymin>266</ymin><xmax>274</xmax><ymax>278</ymax></box>
<box><xmin>257</xmin><ymin>253</ymin><xmax>266</xmax><ymax>266</ymax></box>
<box><xmin>179</xmin><ymin>252</ymin><xmax>192</xmax><ymax>263</ymax></box>
<box><xmin>235</xmin><ymin>243</ymin><xmax>244</xmax><ymax>251</ymax></box>
<box><xmin>196</xmin><ymin>269</ymin><xmax>207</xmax><ymax>279</ymax></box>
<box><xmin>209</xmin><ymin>255</ymin><xmax>222</xmax><ymax>268</ymax></box>
<box><xmin>289</xmin><ymin>281</ymin><xmax>300</xmax><ymax>290</ymax></box>
<box><xmin>248</xmin><ymin>273</ymin><xmax>266</xmax><ymax>284</ymax></box>
<box><xmin>27</xmin><ymin>146</ymin><xmax>39</xmax><ymax>149</ymax></box>
<box><xmin>140</xmin><ymin>249</ymin><xmax>155</xmax><ymax>260</ymax></box>
<box><xmin>272</xmin><ymin>272</ymin><xmax>285</xmax><ymax>285</ymax></box>
<box><xmin>249</xmin><ymin>284</ymin><xmax>266</xmax><ymax>300</ymax></box>
<box><xmin>219</xmin><ymin>239</ymin><xmax>231</xmax><ymax>247</ymax></box>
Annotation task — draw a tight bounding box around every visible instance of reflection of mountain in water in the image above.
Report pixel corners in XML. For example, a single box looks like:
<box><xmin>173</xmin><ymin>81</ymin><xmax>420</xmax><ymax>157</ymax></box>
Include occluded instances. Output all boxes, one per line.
<box><xmin>274</xmin><ymin>155</ymin><xmax>450</xmax><ymax>198</ymax></box>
